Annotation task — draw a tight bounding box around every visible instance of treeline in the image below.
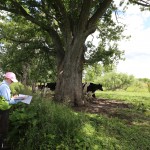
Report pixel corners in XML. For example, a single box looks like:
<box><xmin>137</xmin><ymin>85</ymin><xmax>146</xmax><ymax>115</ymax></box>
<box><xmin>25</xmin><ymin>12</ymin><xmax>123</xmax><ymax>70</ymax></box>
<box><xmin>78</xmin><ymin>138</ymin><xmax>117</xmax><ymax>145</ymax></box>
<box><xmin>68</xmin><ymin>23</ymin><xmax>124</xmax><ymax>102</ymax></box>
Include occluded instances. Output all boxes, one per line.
<box><xmin>83</xmin><ymin>64</ymin><xmax>150</xmax><ymax>92</ymax></box>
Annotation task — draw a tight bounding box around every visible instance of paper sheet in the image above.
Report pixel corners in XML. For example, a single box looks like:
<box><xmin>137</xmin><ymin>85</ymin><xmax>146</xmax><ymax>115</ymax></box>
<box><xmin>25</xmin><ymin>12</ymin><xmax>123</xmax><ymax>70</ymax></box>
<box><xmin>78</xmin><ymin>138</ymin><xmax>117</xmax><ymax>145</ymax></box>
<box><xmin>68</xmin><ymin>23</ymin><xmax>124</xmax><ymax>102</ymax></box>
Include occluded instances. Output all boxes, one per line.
<box><xmin>18</xmin><ymin>94</ymin><xmax>32</xmax><ymax>104</ymax></box>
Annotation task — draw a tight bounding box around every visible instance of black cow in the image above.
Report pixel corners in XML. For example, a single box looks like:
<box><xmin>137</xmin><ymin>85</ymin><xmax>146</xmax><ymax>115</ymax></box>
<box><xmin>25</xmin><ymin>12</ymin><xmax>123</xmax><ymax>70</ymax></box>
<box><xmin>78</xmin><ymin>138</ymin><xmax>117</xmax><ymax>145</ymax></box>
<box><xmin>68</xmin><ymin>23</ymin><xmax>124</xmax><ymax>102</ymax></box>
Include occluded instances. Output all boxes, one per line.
<box><xmin>83</xmin><ymin>82</ymin><xmax>103</xmax><ymax>98</ymax></box>
<box><xmin>37</xmin><ymin>84</ymin><xmax>46</xmax><ymax>90</ymax></box>
<box><xmin>46</xmin><ymin>82</ymin><xmax>56</xmax><ymax>91</ymax></box>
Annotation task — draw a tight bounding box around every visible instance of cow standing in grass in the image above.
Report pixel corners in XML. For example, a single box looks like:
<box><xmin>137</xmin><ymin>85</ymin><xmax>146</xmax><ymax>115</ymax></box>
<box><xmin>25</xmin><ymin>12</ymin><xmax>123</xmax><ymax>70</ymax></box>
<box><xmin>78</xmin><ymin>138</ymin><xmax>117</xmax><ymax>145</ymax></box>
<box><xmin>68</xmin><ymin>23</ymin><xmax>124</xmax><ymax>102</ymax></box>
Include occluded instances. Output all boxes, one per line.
<box><xmin>83</xmin><ymin>82</ymin><xmax>103</xmax><ymax>98</ymax></box>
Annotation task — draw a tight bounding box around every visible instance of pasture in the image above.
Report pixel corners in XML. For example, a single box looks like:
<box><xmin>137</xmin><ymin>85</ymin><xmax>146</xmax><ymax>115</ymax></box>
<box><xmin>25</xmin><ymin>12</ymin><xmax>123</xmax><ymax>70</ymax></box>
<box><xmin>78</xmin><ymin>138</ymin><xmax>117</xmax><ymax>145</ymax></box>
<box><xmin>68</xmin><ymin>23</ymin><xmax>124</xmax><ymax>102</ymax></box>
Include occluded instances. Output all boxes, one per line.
<box><xmin>8</xmin><ymin>90</ymin><xmax>150</xmax><ymax>150</ymax></box>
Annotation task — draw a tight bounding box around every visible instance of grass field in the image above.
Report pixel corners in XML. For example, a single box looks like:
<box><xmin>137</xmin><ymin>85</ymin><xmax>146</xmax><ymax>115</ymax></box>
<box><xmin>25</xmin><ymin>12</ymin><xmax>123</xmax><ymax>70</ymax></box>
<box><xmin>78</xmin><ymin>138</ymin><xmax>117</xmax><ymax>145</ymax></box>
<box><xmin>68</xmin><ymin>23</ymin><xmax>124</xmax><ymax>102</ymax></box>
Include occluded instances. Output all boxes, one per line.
<box><xmin>92</xmin><ymin>91</ymin><xmax>150</xmax><ymax>149</ymax></box>
<box><xmin>97</xmin><ymin>91</ymin><xmax>150</xmax><ymax>111</ymax></box>
<box><xmin>9</xmin><ymin>91</ymin><xmax>150</xmax><ymax>150</ymax></box>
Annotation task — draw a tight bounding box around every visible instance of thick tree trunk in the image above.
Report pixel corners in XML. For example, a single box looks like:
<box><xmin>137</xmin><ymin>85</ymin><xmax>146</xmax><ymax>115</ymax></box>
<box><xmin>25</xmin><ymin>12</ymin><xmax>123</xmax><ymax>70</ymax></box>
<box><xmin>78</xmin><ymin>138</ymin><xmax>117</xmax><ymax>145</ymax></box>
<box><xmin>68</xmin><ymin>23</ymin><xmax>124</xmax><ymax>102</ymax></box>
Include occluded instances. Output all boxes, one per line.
<box><xmin>54</xmin><ymin>38</ymin><xmax>85</xmax><ymax>106</ymax></box>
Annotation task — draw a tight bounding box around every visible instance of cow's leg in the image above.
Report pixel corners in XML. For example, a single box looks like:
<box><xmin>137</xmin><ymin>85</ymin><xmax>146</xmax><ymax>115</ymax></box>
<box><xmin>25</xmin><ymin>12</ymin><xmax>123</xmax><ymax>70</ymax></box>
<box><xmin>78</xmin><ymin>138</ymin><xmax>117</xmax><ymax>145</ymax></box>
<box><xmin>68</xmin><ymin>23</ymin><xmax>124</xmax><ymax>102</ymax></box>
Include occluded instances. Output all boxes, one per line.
<box><xmin>92</xmin><ymin>93</ymin><xmax>96</xmax><ymax>98</ymax></box>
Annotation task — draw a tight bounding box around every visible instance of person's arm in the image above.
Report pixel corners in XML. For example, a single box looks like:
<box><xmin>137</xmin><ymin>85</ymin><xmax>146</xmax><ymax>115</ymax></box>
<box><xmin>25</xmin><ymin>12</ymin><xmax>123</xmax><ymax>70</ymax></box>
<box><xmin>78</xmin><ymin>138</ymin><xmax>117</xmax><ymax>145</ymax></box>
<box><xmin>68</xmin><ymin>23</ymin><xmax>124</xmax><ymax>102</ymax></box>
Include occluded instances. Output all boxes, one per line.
<box><xmin>10</xmin><ymin>97</ymin><xmax>23</xmax><ymax>104</ymax></box>
<box><xmin>0</xmin><ymin>85</ymin><xmax>22</xmax><ymax>104</ymax></box>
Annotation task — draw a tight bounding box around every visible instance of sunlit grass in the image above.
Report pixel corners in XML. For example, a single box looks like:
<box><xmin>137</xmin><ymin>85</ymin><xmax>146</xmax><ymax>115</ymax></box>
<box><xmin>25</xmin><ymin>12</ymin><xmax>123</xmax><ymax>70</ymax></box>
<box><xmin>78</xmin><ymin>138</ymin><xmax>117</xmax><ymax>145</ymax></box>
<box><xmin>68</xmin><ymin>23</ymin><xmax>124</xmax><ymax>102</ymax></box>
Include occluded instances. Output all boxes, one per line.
<box><xmin>96</xmin><ymin>91</ymin><xmax>150</xmax><ymax>109</ymax></box>
<box><xmin>8</xmin><ymin>90</ymin><xmax>150</xmax><ymax>150</ymax></box>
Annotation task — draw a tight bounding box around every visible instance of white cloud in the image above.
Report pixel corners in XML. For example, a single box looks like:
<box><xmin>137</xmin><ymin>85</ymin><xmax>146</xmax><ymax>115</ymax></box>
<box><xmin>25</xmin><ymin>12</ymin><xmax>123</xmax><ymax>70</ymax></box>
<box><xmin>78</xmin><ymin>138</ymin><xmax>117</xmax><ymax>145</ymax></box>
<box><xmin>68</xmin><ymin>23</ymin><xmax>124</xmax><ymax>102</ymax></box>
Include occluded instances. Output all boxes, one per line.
<box><xmin>116</xmin><ymin>4</ymin><xmax>150</xmax><ymax>78</ymax></box>
<box><xmin>118</xmin><ymin>55</ymin><xmax>150</xmax><ymax>78</ymax></box>
<box><xmin>86</xmin><ymin>2</ymin><xmax>150</xmax><ymax>78</ymax></box>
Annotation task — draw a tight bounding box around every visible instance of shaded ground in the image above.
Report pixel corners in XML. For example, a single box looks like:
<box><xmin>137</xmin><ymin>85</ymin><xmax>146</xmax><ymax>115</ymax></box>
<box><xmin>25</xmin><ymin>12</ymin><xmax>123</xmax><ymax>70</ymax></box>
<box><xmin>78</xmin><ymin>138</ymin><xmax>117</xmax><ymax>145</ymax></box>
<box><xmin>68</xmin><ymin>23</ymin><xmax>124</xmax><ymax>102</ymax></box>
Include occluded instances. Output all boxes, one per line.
<box><xmin>73</xmin><ymin>98</ymin><xmax>135</xmax><ymax>122</ymax></box>
<box><xmin>73</xmin><ymin>98</ymin><xmax>130</xmax><ymax>113</ymax></box>
<box><xmin>73</xmin><ymin>98</ymin><xmax>150</xmax><ymax>126</ymax></box>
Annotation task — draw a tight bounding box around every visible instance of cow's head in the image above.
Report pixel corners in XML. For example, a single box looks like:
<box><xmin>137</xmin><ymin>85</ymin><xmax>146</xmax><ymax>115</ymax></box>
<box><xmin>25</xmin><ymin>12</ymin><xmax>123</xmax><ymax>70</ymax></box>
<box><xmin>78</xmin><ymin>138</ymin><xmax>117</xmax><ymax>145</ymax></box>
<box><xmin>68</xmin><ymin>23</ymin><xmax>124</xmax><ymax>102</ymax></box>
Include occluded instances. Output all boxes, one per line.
<box><xmin>97</xmin><ymin>84</ymin><xmax>103</xmax><ymax>91</ymax></box>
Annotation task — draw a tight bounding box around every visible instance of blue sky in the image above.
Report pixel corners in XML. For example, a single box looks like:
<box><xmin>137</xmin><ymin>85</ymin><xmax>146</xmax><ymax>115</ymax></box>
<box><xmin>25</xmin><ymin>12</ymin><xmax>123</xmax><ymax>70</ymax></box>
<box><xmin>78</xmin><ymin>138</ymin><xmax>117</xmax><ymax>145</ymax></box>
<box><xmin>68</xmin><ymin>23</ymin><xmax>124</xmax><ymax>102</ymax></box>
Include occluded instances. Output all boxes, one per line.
<box><xmin>115</xmin><ymin>3</ymin><xmax>150</xmax><ymax>78</ymax></box>
<box><xmin>87</xmin><ymin>2</ymin><xmax>150</xmax><ymax>79</ymax></box>
<box><xmin>144</xmin><ymin>16</ymin><xmax>150</xmax><ymax>29</ymax></box>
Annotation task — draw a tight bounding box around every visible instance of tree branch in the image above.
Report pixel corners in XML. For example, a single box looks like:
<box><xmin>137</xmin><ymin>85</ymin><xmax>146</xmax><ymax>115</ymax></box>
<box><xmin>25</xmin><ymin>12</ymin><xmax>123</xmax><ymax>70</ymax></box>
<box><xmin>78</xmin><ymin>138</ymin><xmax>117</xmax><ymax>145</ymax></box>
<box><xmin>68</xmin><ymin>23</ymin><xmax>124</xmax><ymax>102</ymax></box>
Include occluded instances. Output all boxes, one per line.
<box><xmin>87</xmin><ymin>0</ymin><xmax>113</xmax><ymax>29</ymax></box>
<box><xmin>0</xmin><ymin>0</ymin><xmax>65</xmax><ymax>61</ymax></box>
<box><xmin>78</xmin><ymin>0</ymin><xmax>92</xmax><ymax>32</ymax></box>
<box><xmin>129</xmin><ymin>0</ymin><xmax>150</xmax><ymax>7</ymax></box>
<box><xmin>51</xmin><ymin>0</ymin><xmax>72</xmax><ymax>45</ymax></box>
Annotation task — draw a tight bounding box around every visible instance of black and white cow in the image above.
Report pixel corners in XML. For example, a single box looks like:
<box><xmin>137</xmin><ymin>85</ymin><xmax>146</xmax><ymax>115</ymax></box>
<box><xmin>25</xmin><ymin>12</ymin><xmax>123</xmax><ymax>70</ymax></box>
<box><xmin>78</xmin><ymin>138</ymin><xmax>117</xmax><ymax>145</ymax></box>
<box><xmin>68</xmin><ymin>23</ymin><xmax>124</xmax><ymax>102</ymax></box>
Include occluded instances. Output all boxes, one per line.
<box><xmin>38</xmin><ymin>82</ymin><xmax>103</xmax><ymax>98</ymax></box>
<box><xmin>83</xmin><ymin>82</ymin><xmax>103</xmax><ymax>98</ymax></box>
<box><xmin>46</xmin><ymin>82</ymin><xmax>56</xmax><ymax>91</ymax></box>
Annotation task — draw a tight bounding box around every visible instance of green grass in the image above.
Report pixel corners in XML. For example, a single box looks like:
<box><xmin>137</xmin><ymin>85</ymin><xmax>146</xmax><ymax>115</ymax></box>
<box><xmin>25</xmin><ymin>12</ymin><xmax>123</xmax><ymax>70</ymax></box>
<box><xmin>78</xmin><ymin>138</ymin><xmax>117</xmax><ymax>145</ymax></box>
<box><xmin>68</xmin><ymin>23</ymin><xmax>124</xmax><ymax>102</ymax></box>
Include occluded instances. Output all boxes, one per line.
<box><xmin>96</xmin><ymin>91</ymin><xmax>150</xmax><ymax>109</ymax></box>
<box><xmin>8</xmin><ymin>91</ymin><xmax>150</xmax><ymax>150</ymax></box>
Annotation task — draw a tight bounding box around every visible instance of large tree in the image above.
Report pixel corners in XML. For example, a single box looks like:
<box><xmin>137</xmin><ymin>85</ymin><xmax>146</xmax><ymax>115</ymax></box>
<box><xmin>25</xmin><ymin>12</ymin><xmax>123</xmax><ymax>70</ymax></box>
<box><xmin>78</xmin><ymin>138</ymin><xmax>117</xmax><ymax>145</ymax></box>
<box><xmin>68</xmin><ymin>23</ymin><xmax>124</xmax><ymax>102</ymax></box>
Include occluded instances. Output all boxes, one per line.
<box><xmin>0</xmin><ymin>0</ymin><xmax>148</xmax><ymax>106</ymax></box>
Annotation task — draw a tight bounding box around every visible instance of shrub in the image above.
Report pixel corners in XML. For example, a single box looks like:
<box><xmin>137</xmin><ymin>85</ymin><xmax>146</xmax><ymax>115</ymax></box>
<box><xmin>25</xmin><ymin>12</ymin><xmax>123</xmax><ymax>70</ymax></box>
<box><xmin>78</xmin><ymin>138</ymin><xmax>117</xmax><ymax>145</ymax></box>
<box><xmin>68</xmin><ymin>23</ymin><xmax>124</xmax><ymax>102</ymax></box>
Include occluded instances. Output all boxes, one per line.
<box><xmin>8</xmin><ymin>96</ymin><xmax>87</xmax><ymax>150</ymax></box>
<box><xmin>10</xmin><ymin>82</ymin><xmax>32</xmax><ymax>96</ymax></box>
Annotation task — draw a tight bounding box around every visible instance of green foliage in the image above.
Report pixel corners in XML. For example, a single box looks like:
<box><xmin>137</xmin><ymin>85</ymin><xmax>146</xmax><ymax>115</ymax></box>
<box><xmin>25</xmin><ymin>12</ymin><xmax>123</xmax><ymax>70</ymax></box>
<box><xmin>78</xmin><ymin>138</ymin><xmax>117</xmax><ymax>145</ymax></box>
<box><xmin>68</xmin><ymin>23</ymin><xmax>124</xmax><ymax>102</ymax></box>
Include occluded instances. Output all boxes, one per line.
<box><xmin>7</xmin><ymin>91</ymin><xmax>150</xmax><ymax>150</ymax></box>
<box><xmin>137</xmin><ymin>78</ymin><xmax>150</xmax><ymax>92</ymax></box>
<box><xmin>8</xmin><ymin>96</ymin><xmax>88</xmax><ymax>150</ymax></box>
<box><xmin>83</xmin><ymin>64</ymin><xmax>137</xmax><ymax>91</ymax></box>
<box><xmin>10</xmin><ymin>82</ymin><xmax>31</xmax><ymax>96</ymax></box>
<box><xmin>83</xmin><ymin>64</ymin><xmax>103</xmax><ymax>82</ymax></box>
<box><xmin>84</xmin><ymin>64</ymin><xmax>150</xmax><ymax>92</ymax></box>
<box><xmin>0</xmin><ymin>1</ymin><xmax>126</xmax><ymax>82</ymax></box>
<box><xmin>126</xmin><ymin>80</ymin><xmax>147</xmax><ymax>92</ymax></box>
<box><xmin>0</xmin><ymin>96</ymin><xmax>11</xmax><ymax>110</ymax></box>
<box><xmin>83</xmin><ymin>63</ymin><xmax>115</xmax><ymax>83</ymax></box>
<box><xmin>0</xmin><ymin>15</ymin><xmax>56</xmax><ymax>83</ymax></box>
<box><xmin>138</xmin><ymin>78</ymin><xmax>150</xmax><ymax>83</ymax></box>
<box><xmin>100</xmin><ymin>72</ymin><xmax>135</xmax><ymax>91</ymax></box>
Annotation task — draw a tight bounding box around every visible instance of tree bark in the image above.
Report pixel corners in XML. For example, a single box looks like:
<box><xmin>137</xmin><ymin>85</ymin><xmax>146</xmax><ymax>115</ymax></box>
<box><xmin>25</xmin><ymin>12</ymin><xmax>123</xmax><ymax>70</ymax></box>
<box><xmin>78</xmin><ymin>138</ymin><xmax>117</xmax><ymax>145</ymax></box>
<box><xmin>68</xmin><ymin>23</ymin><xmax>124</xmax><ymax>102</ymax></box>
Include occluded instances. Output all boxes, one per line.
<box><xmin>54</xmin><ymin>37</ymin><xmax>85</xmax><ymax>106</ymax></box>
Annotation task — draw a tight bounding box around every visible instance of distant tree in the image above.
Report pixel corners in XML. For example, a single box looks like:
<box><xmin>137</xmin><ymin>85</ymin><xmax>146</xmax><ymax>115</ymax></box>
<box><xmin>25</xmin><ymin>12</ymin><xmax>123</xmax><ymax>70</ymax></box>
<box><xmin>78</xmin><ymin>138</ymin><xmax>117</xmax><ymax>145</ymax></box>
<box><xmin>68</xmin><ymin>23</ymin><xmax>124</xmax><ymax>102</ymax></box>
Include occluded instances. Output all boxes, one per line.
<box><xmin>83</xmin><ymin>63</ymin><xmax>116</xmax><ymax>83</ymax></box>
<box><xmin>138</xmin><ymin>78</ymin><xmax>150</xmax><ymax>83</ymax></box>
<box><xmin>100</xmin><ymin>72</ymin><xmax>135</xmax><ymax>91</ymax></box>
